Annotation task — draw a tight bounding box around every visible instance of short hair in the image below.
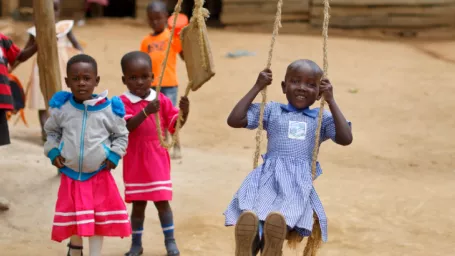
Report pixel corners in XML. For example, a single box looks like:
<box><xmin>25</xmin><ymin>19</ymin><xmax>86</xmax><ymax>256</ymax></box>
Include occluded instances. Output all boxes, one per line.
<box><xmin>286</xmin><ymin>59</ymin><xmax>323</xmax><ymax>79</ymax></box>
<box><xmin>66</xmin><ymin>54</ymin><xmax>98</xmax><ymax>75</ymax></box>
<box><xmin>147</xmin><ymin>0</ymin><xmax>167</xmax><ymax>13</ymax></box>
<box><xmin>120</xmin><ymin>51</ymin><xmax>152</xmax><ymax>73</ymax></box>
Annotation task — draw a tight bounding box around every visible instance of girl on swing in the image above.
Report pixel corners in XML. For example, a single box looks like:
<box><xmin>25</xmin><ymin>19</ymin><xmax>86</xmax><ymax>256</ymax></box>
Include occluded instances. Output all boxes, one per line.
<box><xmin>224</xmin><ymin>59</ymin><xmax>353</xmax><ymax>256</ymax></box>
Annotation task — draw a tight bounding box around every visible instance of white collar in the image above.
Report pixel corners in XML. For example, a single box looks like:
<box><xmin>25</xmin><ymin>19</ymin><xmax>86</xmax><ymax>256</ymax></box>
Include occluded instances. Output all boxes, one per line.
<box><xmin>123</xmin><ymin>90</ymin><xmax>156</xmax><ymax>104</ymax></box>
<box><xmin>83</xmin><ymin>90</ymin><xmax>109</xmax><ymax>106</ymax></box>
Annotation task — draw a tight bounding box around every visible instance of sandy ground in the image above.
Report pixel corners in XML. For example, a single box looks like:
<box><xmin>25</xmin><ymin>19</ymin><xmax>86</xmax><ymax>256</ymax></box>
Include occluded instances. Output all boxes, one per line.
<box><xmin>1</xmin><ymin>19</ymin><xmax>455</xmax><ymax>255</ymax></box>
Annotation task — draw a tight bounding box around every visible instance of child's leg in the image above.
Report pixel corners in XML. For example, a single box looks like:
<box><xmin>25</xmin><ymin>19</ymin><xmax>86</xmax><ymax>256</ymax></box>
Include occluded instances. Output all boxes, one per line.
<box><xmin>258</xmin><ymin>221</ymin><xmax>265</xmax><ymax>253</ymax></box>
<box><xmin>68</xmin><ymin>235</ymin><xmax>83</xmax><ymax>256</ymax></box>
<box><xmin>154</xmin><ymin>201</ymin><xmax>179</xmax><ymax>256</ymax></box>
<box><xmin>125</xmin><ymin>201</ymin><xmax>147</xmax><ymax>256</ymax></box>
<box><xmin>262</xmin><ymin>212</ymin><xmax>287</xmax><ymax>256</ymax></box>
<box><xmin>38</xmin><ymin>109</ymin><xmax>48</xmax><ymax>142</ymax></box>
<box><xmin>88</xmin><ymin>236</ymin><xmax>103</xmax><ymax>256</ymax></box>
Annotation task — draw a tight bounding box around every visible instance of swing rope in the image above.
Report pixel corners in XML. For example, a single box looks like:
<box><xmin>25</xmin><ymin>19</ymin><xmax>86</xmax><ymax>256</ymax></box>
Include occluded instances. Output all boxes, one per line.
<box><xmin>251</xmin><ymin>0</ymin><xmax>331</xmax><ymax>254</ymax></box>
<box><xmin>253</xmin><ymin>0</ymin><xmax>283</xmax><ymax>169</ymax></box>
<box><xmin>311</xmin><ymin>0</ymin><xmax>330</xmax><ymax>180</ymax></box>
<box><xmin>303</xmin><ymin>1</ymin><xmax>331</xmax><ymax>255</ymax></box>
<box><xmin>153</xmin><ymin>0</ymin><xmax>208</xmax><ymax>149</ymax></box>
<box><xmin>190</xmin><ymin>0</ymin><xmax>210</xmax><ymax>70</ymax></box>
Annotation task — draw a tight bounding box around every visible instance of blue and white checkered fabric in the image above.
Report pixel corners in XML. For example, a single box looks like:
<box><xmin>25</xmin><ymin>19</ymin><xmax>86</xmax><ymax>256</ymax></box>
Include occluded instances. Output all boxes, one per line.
<box><xmin>224</xmin><ymin>102</ymin><xmax>350</xmax><ymax>242</ymax></box>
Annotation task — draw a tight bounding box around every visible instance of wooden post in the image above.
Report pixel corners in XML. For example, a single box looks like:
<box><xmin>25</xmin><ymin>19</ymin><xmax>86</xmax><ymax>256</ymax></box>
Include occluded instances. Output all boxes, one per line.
<box><xmin>32</xmin><ymin>0</ymin><xmax>61</xmax><ymax>108</ymax></box>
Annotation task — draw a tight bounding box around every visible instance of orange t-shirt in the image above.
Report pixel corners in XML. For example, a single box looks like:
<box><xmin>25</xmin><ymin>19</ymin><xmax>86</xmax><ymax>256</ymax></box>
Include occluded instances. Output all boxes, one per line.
<box><xmin>140</xmin><ymin>28</ymin><xmax>182</xmax><ymax>87</ymax></box>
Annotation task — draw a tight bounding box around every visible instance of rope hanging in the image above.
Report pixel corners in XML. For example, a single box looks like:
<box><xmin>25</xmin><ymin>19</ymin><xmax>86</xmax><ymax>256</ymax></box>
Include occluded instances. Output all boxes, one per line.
<box><xmin>311</xmin><ymin>0</ymin><xmax>330</xmax><ymax>180</ymax></box>
<box><xmin>190</xmin><ymin>0</ymin><xmax>210</xmax><ymax>70</ymax></box>
<box><xmin>154</xmin><ymin>0</ymin><xmax>208</xmax><ymax>149</ymax></box>
<box><xmin>302</xmin><ymin>1</ymin><xmax>331</xmax><ymax>256</ymax></box>
<box><xmin>250</xmin><ymin>0</ymin><xmax>331</xmax><ymax>255</ymax></box>
<box><xmin>253</xmin><ymin>0</ymin><xmax>283</xmax><ymax>169</ymax></box>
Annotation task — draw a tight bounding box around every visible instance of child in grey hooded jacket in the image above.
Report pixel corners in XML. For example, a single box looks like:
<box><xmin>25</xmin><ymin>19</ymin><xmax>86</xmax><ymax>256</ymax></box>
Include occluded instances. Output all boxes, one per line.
<box><xmin>43</xmin><ymin>54</ymin><xmax>131</xmax><ymax>256</ymax></box>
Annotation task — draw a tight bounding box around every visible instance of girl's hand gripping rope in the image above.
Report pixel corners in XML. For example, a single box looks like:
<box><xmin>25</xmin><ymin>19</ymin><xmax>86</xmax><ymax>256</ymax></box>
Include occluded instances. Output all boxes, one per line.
<box><xmin>179</xmin><ymin>96</ymin><xmax>190</xmax><ymax>116</ymax></box>
<box><xmin>144</xmin><ymin>99</ymin><xmax>160</xmax><ymax>116</ymax></box>
<box><xmin>254</xmin><ymin>68</ymin><xmax>273</xmax><ymax>91</ymax></box>
<box><xmin>319</xmin><ymin>78</ymin><xmax>334</xmax><ymax>104</ymax></box>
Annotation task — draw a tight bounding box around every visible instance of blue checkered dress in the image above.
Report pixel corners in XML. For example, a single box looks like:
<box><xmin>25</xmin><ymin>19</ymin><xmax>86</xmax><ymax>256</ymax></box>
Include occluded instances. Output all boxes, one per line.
<box><xmin>224</xmin><ymin>102</ymin><xmax>350</xmax><ymax>242</ymax></box>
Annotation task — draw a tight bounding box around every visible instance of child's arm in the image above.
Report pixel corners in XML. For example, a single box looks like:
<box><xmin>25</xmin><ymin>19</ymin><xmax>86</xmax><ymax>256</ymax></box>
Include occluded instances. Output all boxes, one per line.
<box><xmin>66</xmin><ymin>30</ymin><xmax>83</xmax><ymax>52</ymax></box>
<box><xmin>7</xmin><ymin>35</ymin><xmax>37</xmax><ymax>71</ymax></box>
<box><xmin>165</xmin><ymin>96</ymin><xmax>189</xmax><ymax>134</ymax></box>
<box><xmin>23</xmin><ymin>34</ymin><xmax>35</xmax><ymax>49</ymax></box>
<box><xmin>227</xmin><ymin>68</ymin><xmax>272</xmax><ymax>128</ymax></box>
<box><xmin>171</xmin><ymin>34</ymin><xmax>184</xmax><ymax>61</ymax></box>
<box><xmin>125</xmin><ymin>99</ymin><xmax>160</xmax><ymax>132</ymax></box>
<box><xmin>320</xmin><ymin>79</ymin><xmax>353</xmax><ymax>146</ymax></box>
<box><xmin>43</xmin><ymin>108</ymin><xmax>65</xmax><ymax>168</ymax></box>
<box><xmin>105</xmin><ymin>97</ymin><xmax>129</xmax><ymax>170</ymax></box>
<box><xmin>15</xmin><ymin>41</ymin><xmax>37</xmax><ymax>63</ymax></box>
<box><xmin>176</xmin><ymin>96</ymin><xmax>189</xmax><ymax>127</ymax></box>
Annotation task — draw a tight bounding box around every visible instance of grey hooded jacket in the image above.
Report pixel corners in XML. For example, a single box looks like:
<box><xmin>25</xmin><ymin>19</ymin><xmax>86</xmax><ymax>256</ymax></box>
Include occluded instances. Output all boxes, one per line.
<box><xmin>44</xmin><ymin>90</ymin><xmax>129</xmax><ymax>181</ymax></box>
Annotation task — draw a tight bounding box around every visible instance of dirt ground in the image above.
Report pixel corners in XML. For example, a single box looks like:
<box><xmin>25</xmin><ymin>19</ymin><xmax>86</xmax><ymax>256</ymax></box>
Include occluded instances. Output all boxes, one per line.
<box><xmin>0</xmin><ymin>19</ymin><xmax>454</xmax><ymax>256</ymax></box>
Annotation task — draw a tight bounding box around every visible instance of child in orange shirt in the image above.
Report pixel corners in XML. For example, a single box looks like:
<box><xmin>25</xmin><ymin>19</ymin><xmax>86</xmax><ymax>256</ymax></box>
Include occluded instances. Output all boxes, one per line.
<box><xmin>140</xmin><ymin>0</ymin><xmax>184</xmax><ymax>159</ymax></box>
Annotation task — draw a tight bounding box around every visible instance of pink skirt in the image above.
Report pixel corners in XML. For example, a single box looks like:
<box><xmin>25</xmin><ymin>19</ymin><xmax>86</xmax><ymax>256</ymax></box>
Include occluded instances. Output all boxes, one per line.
<box><xmin>52</xmin><ymin>170</ymin><xmax>132</xmax><ymax>242</ymax></box>
<box><xmin>123</xmin><ymin>140</ymin><xmax>173</xmax><ymax>203</ymax></box>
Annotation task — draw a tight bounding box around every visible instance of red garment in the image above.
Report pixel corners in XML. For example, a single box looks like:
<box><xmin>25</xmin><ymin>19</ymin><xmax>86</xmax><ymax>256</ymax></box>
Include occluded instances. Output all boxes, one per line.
<box><xmin>52</xmin><ymin>170</ymin><xmax>131</xmax><ymax>242</ymax></box>
<box><xmin>0</xmin><ymin>34</ymin><xmax>20</xmax><ymax>110</ymax></box>
<box><xmin>120</xmin><ymin>91</ymin><xmax>179</xmax><ymax>203</ymax></box>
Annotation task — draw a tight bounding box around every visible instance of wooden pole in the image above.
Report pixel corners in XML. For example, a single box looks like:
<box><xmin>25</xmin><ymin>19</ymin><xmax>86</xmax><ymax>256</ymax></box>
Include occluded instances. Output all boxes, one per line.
<box><xmin>32</xmin><ymin>0</ymin><xmax>61</xmax><ymax>109</ymax></box>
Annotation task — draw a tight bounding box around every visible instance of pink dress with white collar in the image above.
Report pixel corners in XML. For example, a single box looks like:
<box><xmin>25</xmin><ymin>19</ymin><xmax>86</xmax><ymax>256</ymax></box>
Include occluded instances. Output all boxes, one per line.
<box><xmin>120</xmin><ymin>90</ymin><xmax>179</xmax><ymax>203</ymax></box>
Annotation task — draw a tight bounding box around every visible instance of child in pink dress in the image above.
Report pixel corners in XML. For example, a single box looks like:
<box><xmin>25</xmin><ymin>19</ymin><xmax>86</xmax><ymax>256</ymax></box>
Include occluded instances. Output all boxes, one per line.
<box><xmin>44</xmin><ymin>54</ymin><xmax>131</xmax><ymax>256</ymax></box>
<box><xmin>119</xmin><ymin>51</ymin><xmax>190</xmax><ymax>256</ymax></box>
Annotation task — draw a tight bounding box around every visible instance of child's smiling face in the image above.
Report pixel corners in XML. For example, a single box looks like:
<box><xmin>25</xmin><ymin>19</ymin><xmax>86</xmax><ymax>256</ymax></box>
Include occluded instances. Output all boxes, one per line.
<box><xmin>122</xmin><ymin>58</ymin><xmax>154</xmax><ymax>99</ymax></box>
<box><xmin>281</xmin><ymin>61</ymin><xmax>323</xmax><ymax>109</ymax></box>
<box><xmin>65</xmin><ymin>62</ymin><xmax>99</xmax><ymax>102</ymax></box>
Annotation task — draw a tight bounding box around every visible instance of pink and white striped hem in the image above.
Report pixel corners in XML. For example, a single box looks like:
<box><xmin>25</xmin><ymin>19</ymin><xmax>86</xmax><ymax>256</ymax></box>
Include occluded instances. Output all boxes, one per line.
<box><xmin>52</xmin><ymin>170</ymin><xmax>131</xmax><ymax>242</ymax></box>
<box><xmin>124</xmin><ymin>180</ymin><xmax>173</xmax><ymax>203</ymax></box>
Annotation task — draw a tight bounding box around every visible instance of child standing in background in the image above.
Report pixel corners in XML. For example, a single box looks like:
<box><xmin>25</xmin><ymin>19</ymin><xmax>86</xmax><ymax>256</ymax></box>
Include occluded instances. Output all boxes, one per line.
<box><xmin>25</xmin><ymin>0</ymin><xmax>83</xmax><ymax>142</ymax></box>
<box><xmin>0</xmin><ymin>34</ymin><xmax>37</xmax><ymax>147</ymax></box>
<box><xmin>0</xmin><ymin>33</ymin><xmax>37</xmax><ymax>211</ymax></box>
<box><xmin>120</xmin><ymin>51</ymin><xmax>190</xmax><ymax>256</ymax></box>
<box><xmin>44</xmin><ymin>54</ymin><xmax>131</xmax><ymax>256</ymax></box>
<box><xmin>140</xmin><ymin>0</ymin><xmax>184</xmax><ymax>159</ymax></box>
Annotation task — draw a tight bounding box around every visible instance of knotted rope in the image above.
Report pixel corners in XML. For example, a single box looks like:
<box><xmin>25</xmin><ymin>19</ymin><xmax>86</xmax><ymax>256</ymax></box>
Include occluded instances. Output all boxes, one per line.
<box><xmin>154</xmin><ymin>0</ymin><xmax>209</xmax><ymax>149</ymax></box>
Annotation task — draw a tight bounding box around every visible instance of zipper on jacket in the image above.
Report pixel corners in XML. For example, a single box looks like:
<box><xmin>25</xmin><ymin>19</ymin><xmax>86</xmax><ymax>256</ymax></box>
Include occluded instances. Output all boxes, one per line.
<box><xmin>78</xmin><ymin>105</ymin><xmax>88</xmax><ymax>180</ymax></box>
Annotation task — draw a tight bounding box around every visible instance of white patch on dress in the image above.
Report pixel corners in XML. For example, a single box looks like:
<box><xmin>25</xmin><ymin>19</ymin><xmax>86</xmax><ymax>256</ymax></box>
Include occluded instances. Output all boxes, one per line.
<box><xmin>288</xmin><ymin>121</ymin><xmax>307</xmax><ymax>140</ymax></box>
